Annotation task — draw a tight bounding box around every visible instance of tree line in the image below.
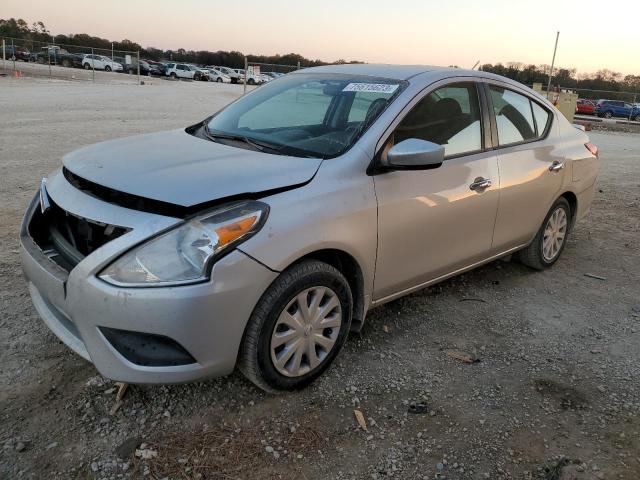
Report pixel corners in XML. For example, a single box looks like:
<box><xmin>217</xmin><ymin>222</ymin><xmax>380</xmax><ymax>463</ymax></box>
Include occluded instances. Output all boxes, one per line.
<box><xmin>2</xmin><ymin>17</ymin><xmax>638</xmax><ymax>97</ymax></box>
<box><xmin>479</xmin><ymin>62</ymin><xmax>639</xmax><ymax>99</ymax></box>
<box><xmin>0</xmin><ymin>17</ymin><xmax>358</xmax><ymax>69</ymax></box>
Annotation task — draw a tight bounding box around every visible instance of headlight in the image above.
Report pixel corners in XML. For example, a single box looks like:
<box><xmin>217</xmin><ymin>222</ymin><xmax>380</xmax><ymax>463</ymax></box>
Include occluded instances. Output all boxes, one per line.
<box><xmin>99</xmin><ymin>201</ymin><xmax>268</xmax><ymax>287</ymax></box>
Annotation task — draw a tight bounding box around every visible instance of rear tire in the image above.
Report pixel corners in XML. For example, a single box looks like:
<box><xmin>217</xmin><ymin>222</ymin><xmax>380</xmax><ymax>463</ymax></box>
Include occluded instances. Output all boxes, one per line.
<box><xmin>516</xmin><ymin>197</ymin><xmax>571</xmax><ymax>270</ymax></box>
<box><xmin>603</xmin><ymin>111</ymin><xmax>613</xmax><ymax>119</ymax></box>
<box><xmin>217</xmin><ymin>77</ymin><xmax>222</xmax><ymax>83</ymax></box>
<box><xmin>634</xmin><ymin>115</ymin><xmax>640</xmax><ymax>122</ymax></box>
<box><xmin>83</xmin><ymin>63</ymin><xmax>90</xmax><ymax>70</ymax></box>
<box><xmin>61</xmin><ymin>59</ymin><xmax>71</xmax><ymax>68</ymax></box>
<box><xmin>170</xmin><ymin>72</ymin><xmax>177</xmax><ymax>79</ymax></box>
<box><xmin>238</xmin><ymin>260</ymin><xmax>352</xmax><ymax>393</ymax></box>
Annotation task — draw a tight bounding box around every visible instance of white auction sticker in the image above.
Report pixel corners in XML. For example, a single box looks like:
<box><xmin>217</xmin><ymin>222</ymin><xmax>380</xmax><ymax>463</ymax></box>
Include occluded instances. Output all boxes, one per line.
<box><xmin>342</xmin><ymin>83</ymin><xmax>399</xmax><ymax>94</ymax></box>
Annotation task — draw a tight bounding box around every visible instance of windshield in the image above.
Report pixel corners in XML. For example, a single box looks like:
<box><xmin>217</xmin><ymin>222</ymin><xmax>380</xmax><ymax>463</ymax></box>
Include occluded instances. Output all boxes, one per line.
<box><xmin>205</xmin><ymin>73</ymin><xmax>405</xmax><ymax>159</ymax></box>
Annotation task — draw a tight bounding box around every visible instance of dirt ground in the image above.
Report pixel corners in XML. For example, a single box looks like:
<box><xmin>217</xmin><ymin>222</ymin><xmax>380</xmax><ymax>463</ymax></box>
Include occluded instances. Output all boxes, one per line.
<box><xmin>1</xmin><ymin>77</ymin><xmax>639</xmax><ymax>480</ymax></box>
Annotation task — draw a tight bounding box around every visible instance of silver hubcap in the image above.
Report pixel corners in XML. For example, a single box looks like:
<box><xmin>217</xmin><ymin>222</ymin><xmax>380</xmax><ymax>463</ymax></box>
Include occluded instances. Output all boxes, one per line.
<box><xmin>270</xmin><ymin>287</ymin><xmax>342</xmax><ymax>377</ymax></box>
<box><xmin>542</xmin><ymin>207</ymin><xmax>567</xmax><ymax>261</ymax></box>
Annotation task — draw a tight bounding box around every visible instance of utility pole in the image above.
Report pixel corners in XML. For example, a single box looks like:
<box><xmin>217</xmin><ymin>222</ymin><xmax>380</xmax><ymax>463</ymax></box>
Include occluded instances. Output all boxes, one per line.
<box><xmin>546</xmin><ymin>31</ymin><xmax>560</xmax><ymax>99</ymax></box>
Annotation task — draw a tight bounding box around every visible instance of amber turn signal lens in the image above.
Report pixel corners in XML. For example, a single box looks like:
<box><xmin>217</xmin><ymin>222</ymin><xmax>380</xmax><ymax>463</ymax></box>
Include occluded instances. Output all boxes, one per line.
<box><xmin>215</xmin><ymin>215</ymin><xmax>258</xmax><ymax>245</ymax></box>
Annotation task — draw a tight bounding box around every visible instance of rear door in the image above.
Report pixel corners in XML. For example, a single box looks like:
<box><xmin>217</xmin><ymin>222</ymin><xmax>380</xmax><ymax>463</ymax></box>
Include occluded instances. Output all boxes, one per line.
<box><xmin>484</xmin><ymin>82</ymin><xmax>566</xmax><ymax>252</ymax></box>
<box><xmin>373</xmin><ymin>80</ymin><xmax>500</xmax><ymax>300</ymax></box>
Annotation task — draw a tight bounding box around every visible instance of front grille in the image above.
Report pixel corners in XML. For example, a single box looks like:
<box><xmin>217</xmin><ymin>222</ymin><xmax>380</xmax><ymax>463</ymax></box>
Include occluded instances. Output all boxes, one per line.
<box><xmin>28</xmin><ymin>198</ymin><xmax>129</xmax><ymax>272</ymax></box>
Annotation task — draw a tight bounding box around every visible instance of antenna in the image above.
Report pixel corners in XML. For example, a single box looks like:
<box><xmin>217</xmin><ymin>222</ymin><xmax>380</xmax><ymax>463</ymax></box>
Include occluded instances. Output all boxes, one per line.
<box><xmin>471</xmin><ymin>61</ymin><xmax>480</xmax><ymax>70</ymax></box>
<box><xmin>546</xmin><ymin>31</ymin><xmax>560</xmax><ymax>99</ymax></box>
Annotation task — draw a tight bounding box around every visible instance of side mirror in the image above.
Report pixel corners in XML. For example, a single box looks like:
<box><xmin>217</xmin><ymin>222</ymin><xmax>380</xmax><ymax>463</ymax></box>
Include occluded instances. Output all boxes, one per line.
<box><xmin>382</xmin><ymin>139</ymin><xmax>445</xmax><ymax>170</ymax></box>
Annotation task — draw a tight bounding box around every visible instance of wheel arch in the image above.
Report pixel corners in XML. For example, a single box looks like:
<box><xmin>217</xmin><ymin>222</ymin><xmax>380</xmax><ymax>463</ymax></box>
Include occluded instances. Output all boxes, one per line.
<box><xmin>559</xmin><ymin>190</ymin><xmax>578</xmax><ymax>230</ymax></box>
<box><xmin>282</xmin><ymin>248</ymin><xmax>367</xmax><ymax>332</ymax></box>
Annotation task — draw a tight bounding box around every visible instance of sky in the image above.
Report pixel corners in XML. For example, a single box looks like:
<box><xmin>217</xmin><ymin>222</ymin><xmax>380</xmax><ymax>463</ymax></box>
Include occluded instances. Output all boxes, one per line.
<box><xmin>3</xmin><ymin>0</ymin><xmax>639</xmax><ymax>75</ymax></box>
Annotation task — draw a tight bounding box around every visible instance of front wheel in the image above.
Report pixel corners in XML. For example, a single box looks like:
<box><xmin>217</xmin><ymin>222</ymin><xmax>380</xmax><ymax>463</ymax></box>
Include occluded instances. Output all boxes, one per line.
<box><xmin>238</xmin><ymin>260</ymin><xmax>352</xmax><ymax>392</ymax></box>
<box><xmin>634</xmin><ymin>115</ymin><xmax>640</xmax><ymax>122</ymax></box>
<box><xmin>105</xmin><ymin>65</ymin><xmax>111</xmax><ymax>72</ymax></box>
<box><xmin>216</xmin><ymin>77</ymin><xmax>222</xmax><ymax>83</ymax></box>
<box><xmin>516</xmin><ymin>197</ymin><xmax>571</xmax><ymax>270</ymax></box>
<box><xmin>603</xmin><ymin>111</ymin><xmax>613</xmax><ymax>119</ymax></box>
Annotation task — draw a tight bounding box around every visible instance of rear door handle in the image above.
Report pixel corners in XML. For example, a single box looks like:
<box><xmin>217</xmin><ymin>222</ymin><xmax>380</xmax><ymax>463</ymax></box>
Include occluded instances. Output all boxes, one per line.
<box><xmin>469</xmin><ymin>177</ymin><xmax>492</xmax><ymax>191</ymax></box>
<box><xmin>549</xmin><ymin>161</ymin><xmax>565</xmax><ymax>172</ymax></box>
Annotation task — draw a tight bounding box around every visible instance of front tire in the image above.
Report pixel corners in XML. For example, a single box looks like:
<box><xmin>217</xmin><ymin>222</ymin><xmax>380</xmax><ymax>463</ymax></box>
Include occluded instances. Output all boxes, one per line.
<box><xmin>105</xmin><ymin>65</ymin><xmax>111</xmax><ymax>72</ymax></box>
<box><xmin>216</xmin><ymin>77</ymin><xmax>222</xmax><ymax>83</ymax></box>
<box><xmin>238</xmin><ymin>260</ymin><xmax>352</xmax><ymax>392</ymax></box>
<box><xmin>603</xmin><ymin>111</ymin><xmax>613</xmax><ymax>119</ymax></box>
<box><xmin>516</xmin><ymin>197</ymin><xmax>571</xmax><ymax>270</ymax></box>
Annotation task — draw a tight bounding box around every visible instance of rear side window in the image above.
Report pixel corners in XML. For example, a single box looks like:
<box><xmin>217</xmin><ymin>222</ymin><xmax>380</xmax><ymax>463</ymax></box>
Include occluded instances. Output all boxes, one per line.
<box><xmin>489</xmin><ymin>86</ymin><xmax>536</xmax><ymax>145</ymax></box>
<box><xmin>531</xmin><ymin>101</ymin><xmax>550</xmax><ymax>135</ymax></box>
<box><xmin>393</xmin><ymin>82</ymin><xmax>483</xmax><ymax>157</ymax></box>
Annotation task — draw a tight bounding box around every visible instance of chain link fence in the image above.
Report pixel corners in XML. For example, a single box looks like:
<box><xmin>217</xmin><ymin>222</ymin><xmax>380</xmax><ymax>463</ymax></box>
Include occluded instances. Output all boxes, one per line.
<box><xmin>1</xmin><ymin>36</ymin><xmax>141</xmax><ymax>83</ymax></box>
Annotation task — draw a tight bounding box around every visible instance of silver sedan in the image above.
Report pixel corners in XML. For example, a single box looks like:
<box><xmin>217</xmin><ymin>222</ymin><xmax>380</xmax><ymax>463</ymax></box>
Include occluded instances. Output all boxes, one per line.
<box><xmin>21</xmin><ymin>64</ymin><xmax>599</xmax><ymax>391</ymax></box>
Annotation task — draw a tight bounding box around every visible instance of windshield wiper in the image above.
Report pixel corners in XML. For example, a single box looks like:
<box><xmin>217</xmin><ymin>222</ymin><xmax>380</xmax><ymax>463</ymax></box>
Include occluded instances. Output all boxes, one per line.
<box><xmin>203</xmin><ymin>126</ymin><xmax>319</xmax><ymax>158</ymax></box>
<box><xmin>204</xmin><ymin>127</ymin><xmax>283</xmax><ymax>154</ymax></box>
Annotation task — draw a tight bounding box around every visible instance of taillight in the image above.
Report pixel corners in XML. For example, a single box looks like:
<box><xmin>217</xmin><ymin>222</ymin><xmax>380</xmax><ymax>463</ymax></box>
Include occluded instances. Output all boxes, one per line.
<box><xmin>585</xmin><ymin>143</ymin><xmax>598</xmax><ymax>157</ymax></box>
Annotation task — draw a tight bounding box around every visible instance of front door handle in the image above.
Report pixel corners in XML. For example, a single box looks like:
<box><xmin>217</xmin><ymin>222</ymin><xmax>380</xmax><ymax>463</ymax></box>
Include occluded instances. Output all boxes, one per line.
<box><xmin>469</xmin><ymin>177</ymin><xmax>492</xmax><ymax>191</ymax></box>
<box><xmin>549</xmin><ymin>161</ymin><xmax>565</xmax><ymax>172</ymax></box>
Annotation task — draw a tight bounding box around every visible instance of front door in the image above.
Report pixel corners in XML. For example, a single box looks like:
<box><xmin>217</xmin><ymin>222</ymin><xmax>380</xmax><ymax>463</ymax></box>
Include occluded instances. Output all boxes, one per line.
<box><xmin>373</xmin><ymin>81</ymin><xmax>500</xmax><ymax>301</ymax></box>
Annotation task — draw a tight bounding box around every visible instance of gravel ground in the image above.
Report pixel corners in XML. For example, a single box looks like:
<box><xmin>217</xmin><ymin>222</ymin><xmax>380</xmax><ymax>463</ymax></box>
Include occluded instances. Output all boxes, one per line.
<box><xmin>1</xmin><ymin>76</ymin><xmax>639</xmax><ymax>480</ymax></box>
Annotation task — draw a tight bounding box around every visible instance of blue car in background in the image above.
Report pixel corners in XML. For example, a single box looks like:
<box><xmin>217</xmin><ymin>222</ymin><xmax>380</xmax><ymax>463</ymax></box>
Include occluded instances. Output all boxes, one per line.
<box><xmin>595</xmin><ymin>99</ymin><xmax>640</xmax><ymax>121</ymax></box>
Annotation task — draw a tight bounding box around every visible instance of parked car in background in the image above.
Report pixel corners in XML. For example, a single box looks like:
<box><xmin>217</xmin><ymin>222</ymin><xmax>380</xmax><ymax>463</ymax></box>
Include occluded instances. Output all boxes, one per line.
<box><xmin>152</xmin><ymin>61</ymin><xmax>169</xmax><ymax>76</ymax></box>
<box><xmin>233</xmin><ymin>68</ymin><xmax>264</xmax><ymax>85</ymax></box>
<box><xmin>595</xmin><ymin>99</ymin><xmax>640</xmax><ymax>121</ymax></box>
<box><xmin>22</xmin><ymin>65</ymin><xmax>599</xmax><ymax>391</ymax></box>
<box><xmin>575</xmin><ymin>99</ymin><xmax>595</xmax><ymax>115</ymax></box>
<box><xmin>165</xmin><ymin>63</ymin><xmax>195</xmax><ymax>79</ymax></box>
<box><xmin>34</xmin><ymin>46</ymin><xmax>83</xmax><ymax>68</ymax></box>
<box><xmin>262</xmin><ymin>72</ymin><xmax>282</xmax><ymax>80</ymax></box>
<box><xmin>2</xmin><ymin>44</ymin><xmax>30</xmax><ymax>61</ymax></box>
<box><xmin>206</xmin><ymin>66</ymin><xmax>243</xmax><ymax>83</ymax></box>
<box><xmin>205</xmin><ymin>69</ymin><xmax>232</xmax><ymax>83</ymax></box>
<box><xmin>82</xmin><ymin>54</ymin><xmax>123</xmax><ymax>72</ymax></box>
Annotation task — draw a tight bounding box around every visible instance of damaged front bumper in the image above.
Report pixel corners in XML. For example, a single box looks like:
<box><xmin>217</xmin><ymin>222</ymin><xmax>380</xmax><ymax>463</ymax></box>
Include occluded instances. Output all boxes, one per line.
<box><xmin>20</xmin><ymin>168</ymin><xmax>278</xmax><ymax>384</ymax></box>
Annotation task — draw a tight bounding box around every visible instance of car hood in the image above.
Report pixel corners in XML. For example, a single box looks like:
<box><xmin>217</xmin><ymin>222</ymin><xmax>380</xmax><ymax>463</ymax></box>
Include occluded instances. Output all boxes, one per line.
<box><xmin>63</xmin><ymin>129</ymin><xmax>322</xmax><ymax>209</ymax></box>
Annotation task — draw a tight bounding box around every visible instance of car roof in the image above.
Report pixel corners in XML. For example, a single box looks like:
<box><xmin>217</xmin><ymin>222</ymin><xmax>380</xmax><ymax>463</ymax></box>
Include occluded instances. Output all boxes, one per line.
<box><xmin>294</xmin><ymin>63</ymin><xmax>446</xmax><ymax>80</ymax></box>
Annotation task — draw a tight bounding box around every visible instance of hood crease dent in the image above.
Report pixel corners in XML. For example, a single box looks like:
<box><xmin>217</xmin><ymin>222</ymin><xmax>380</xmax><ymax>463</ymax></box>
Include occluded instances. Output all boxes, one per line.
<box><xmin>62</xmin><ymin>129</ymin><xmax>323</xmax><ymax>218</ymax></box>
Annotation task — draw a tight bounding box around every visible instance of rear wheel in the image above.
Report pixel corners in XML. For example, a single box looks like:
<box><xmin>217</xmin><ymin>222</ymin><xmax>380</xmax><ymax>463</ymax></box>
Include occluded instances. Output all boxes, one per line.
<box><xmin>216</xmin><ymin>77</ymin><xmax>222</xmax><ymax>83</ymax></box>
<box><xmin>61</xmin><ymin>59</ymin><xmax>71</xmax><ymax>68</ymax></box>
<box><xmin>603</xmin><ymin>111</ymin><xmax>613</xmax><ymax>119</ymax></box>
<box><xmin>634</xmin><ymin>115</ymin><xmax>640</xmax><ymax>122</ymax></box>
<box><xmin>238</xmin><ymin>260</ymin><xmax>352</xmax><ymax>392</ymax></box>
<box><xmin>83</xmin><ymin>62</ymin><xmax>91</xmax><ymax>70</ymax></box>
<box><xmin>248</xmin><ymin>78</ymin><xmax>255</xmax><ymax>85</ymax></box>
<box><xmin>516</xmin><ymin>197</ymin><xmax>571</xmax><ymax>270</ymax></box>
<box><xmin>170</xmin><ymin>72</ymin><xmax>177</xmax><ymax>79</ymax></box>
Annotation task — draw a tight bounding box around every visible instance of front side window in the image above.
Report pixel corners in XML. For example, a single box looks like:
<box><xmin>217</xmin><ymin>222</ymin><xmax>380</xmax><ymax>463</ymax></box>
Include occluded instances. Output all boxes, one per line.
<box><xmin>392</xmin><ymin>83</ymin><xmax>483</xmax><ymax>157</ymax></box>
<box><xmin>205</xmin><ymin>73</ymin><xmax>405</xmax><ymax>158</ymax></box>
<box><xmin>490</xmin><ymin>86</ymin><xmax>536</xmax><ymax>145</ymax></box>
